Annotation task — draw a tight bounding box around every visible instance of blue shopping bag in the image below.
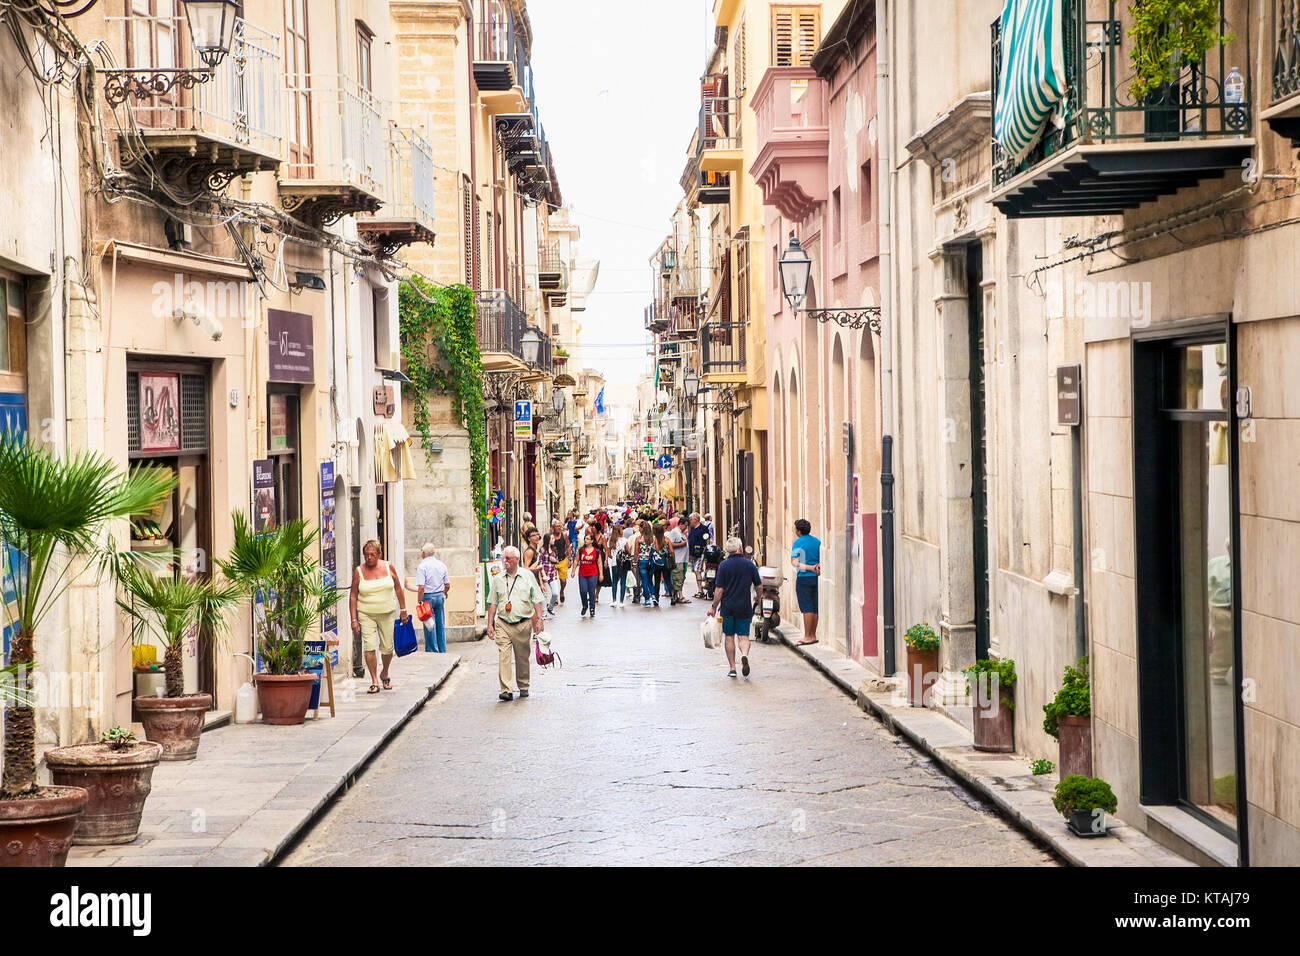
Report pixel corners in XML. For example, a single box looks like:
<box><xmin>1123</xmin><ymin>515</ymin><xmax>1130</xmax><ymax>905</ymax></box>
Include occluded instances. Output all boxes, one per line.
<box><xmin>393</xmin><ymin>616</ymin><xmax>418</xmax><ymax>657</ymax></box>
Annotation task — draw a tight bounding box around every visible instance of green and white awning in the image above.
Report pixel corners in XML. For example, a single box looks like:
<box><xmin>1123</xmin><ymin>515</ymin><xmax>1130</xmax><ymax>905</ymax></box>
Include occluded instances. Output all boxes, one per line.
<box><xmin>993</xmin><ymin>0</ymin><xmax>1066</xmax><ymax>162</ymax></box>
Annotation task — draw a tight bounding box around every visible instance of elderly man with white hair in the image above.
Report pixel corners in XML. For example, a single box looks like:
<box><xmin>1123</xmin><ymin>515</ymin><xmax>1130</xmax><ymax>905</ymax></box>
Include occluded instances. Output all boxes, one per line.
<box><xmin>708</xmin><ymin>536</ymin><xmax>762</xmax><ymax>679</ymax></box>
<box><xmin>486</xmin><ymin>545</ymin><xmax>546</xmax><ymax>701</ymax></box>
<box><xmin>415</xmin><ymin>542</ymin><xmax>451</xmax><ymax>653</ymax></box>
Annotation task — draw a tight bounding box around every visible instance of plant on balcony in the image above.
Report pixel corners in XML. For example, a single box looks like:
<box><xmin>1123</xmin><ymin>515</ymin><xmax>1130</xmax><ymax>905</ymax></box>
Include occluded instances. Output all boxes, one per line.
<box><xmin>398</xmin><ymin>278</ymin><xmax>488</xmax><ymax>528</ymax></box>
<box><xmin>1127</xmin><ymin>0</ymin><xmax>1233</xmax><ymax>102</ymax></box>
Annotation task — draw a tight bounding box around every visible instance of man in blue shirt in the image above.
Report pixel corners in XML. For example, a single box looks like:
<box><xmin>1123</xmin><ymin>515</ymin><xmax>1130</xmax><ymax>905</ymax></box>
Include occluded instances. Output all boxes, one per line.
<box><xmin>687</xmin><ymin>512</ymin><xmax>710</xmax><ymax>597</ymax></box>
<box><xmin>709</xmin><ymin>537</ymin><xmax>762</xmax><ymax>678</ymax></box>
<box><xmin>791</xmin><ymin>518</ymin><xmax>822</xmax><ymax>646</ymax></box>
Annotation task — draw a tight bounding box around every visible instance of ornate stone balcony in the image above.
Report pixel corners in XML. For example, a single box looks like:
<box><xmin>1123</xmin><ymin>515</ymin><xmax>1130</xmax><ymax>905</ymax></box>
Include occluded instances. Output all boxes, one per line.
<box><xmin>750</xmin><ymin>66</ymin><xmax>829</xmax><ymax>222</ymax></box>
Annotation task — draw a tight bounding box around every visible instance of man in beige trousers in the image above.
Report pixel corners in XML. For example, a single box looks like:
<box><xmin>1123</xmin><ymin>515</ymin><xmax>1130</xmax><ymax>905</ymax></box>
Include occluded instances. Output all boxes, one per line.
<box><xmin>486</xmin><ymin>546</ymin><xmax>546</xmax><ymax>701</ymax></box>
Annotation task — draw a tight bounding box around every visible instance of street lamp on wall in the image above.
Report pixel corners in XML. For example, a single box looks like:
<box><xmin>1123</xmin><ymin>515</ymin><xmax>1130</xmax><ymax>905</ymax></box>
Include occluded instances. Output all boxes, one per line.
<box><xmin>683</xmin><ymin>370</ymin><xmax>701</xmax><ymax>401</ymax></box>
<box><xmin>102</xmin><ymin>0</ymin><xmax>240</xmax><ymax>106</ymax></box>
<box><xmin>521</xmin><ymin>326</ymin><xmax>543</xmax><ymax>367</ymax></box>
<box><xmin>551</xmin><ymin>387</ymin><xmax>565</xmax><ymax>414</ymax></box>
<box><xmin>778</xmin><ymin>236</ymin><xmax>882</xmax><ymax>333</ymax></box>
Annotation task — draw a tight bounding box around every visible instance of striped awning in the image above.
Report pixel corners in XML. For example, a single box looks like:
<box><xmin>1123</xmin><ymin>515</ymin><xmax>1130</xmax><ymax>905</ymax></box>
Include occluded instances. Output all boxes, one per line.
<box><xmin>993</xmin><ymin>0</ymin><xmax>1066</xmax><ymax>163</ymax></box>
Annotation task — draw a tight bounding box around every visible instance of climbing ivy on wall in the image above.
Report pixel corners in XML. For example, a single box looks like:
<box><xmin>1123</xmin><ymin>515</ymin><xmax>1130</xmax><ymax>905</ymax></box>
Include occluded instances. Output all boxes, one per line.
<box><xmin>398</xmin><ymin>278</ymin><xmax>487</xmax><ymax>527</ymax></box>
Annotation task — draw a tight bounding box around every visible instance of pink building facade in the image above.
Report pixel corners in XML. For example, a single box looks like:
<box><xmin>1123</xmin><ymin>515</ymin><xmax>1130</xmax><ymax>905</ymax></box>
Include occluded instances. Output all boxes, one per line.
<box><xmin>753</xmin><ymin>2</ymin><xmax>882</xmax><ymax>663</ymax></box>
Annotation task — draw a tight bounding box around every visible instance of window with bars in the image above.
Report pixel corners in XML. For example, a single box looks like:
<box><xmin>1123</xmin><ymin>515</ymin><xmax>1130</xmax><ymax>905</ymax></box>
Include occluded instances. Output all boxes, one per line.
<box><xmin>771</xmin><ymin>6</ymin><xmax>820</xmax><ymax>67</ymax></box>
<box><xmin>127</xmin><ymin>370</ymin><xmax>209</xmax><ymax>455</ymax></box>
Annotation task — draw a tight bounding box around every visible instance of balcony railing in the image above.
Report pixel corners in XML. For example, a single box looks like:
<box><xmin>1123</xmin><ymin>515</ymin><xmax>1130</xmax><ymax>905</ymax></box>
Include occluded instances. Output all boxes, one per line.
<box><xmin>698</xmin><ymin>96</ymin><xmax>743</xmax><ymax>154</ymax></box>
<box><xmin>283</xmin><ymin>75</ymin><xmax>386</xmax><ymax>199</ymax></box>
<box><xmin>991</xmin><ymin>0</ymin><xmax>1250</xmax><ymax>190</ymax></box>
<box><xmin>474</xmin><ymin>1</ymin><xmax>533</xmax><ymax>100</ymax></box>
<box><xmin>475</xmin><ymin>290</ymin><xmax>526</xmax><ymax>357</ymax></box>
<box><xmin>107</xmin><ymin>15</ymin><xmax>283</xmax><ymax>161</ymax></box>
<box><xmin>701</xmin><ymin>320</ymin><xmax>745</xmax><ymax>375</ymax></box>
<box><xmin>1276</xmin><ymin>0</ymin><xmax>1300</xmax><ymax>101</ymax></box>
<box><xmin>363</xmin><ymin>125</ymin><xmax>435</xmax><ymax>234</ymax></box>
<box><xmin>754</xmin><ymin>66</ymin><xmax>828</xmax><ymax>144</ymax></box>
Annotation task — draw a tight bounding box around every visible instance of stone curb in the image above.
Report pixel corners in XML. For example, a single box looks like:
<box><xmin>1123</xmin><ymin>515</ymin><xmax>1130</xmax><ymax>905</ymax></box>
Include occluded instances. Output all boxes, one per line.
<box><xmin>775</xmin><ymin>631</ymin><xmax>1194</xmax><ymax>867</ymax></box>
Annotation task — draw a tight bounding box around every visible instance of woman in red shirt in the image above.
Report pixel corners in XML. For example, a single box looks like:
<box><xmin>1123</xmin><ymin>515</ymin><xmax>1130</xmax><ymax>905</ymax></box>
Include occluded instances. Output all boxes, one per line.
<box><xmin>577</xmin><ymin>531</ymin><xmax>602</xmax><ymax>619</ymax></box>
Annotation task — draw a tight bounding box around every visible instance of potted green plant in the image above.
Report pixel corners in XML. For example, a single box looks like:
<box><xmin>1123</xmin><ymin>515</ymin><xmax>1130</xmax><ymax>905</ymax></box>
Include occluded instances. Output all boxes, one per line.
<box><xmin>903</xmin><ymin>621</ymin><xmax>940</xmax><ymax>708</ymax></box>
<box><xmin>1053</xmin><ymin>774</ymin><xmax>1118</xmax><ymax>837</ymax></box>
<box><xmin>963</xmin><ymin>657</ymin><xmax>1016</xmax><ymax>752</ymax></box>
<box><xmin>1127</xmin><ymin>0</ymin><xmax>1233</xmax><ymax>138</ymax></box>
<box><xmin>1043</xmin><ymin>657</ymin><xmax>1092</xmax><ymax>779</ymax></box>
<box><xmin>45</xmin><ymin>727</ymin><xmax>164</xmax><ymax>845</ymax></box>
<box><xmin>218</xmin><ymin>515</ymin><xmax>334</xmax><ymax>726</ymax></box>
<box><xmin>117</xmin><ymin>562</ymin><xmax>243</xmax><ymax>760</ymax></box>
<box><xmin>0</xmin><ymin>434</ymin><xmax>174</xmax><ymax>866</ymax></box>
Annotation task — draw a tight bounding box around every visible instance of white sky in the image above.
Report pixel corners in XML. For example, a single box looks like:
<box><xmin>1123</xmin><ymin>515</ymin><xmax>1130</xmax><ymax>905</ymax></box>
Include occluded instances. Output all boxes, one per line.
<box><xmin>527</xmin><ymin>0</ymin><xmax>713</xmax><ymax>410</ymax></box>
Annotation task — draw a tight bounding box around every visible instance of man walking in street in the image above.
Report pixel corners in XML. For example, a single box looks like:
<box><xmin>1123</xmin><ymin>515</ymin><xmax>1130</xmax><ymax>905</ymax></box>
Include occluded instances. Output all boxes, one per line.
<box><xmin>415</xmin><ymin>542</ymin><xmax>451</xmax><ymax>653</ymax></box>
<box><xmin>709</xmin><ymin>536</ymin><xmax>762</xmax><ymax>679</ymax></box>
<box><xmin>667</xmin><ymin>517</ymin><xmax>691</xmax><ymax>605</ymax></box>
<box><xmin>486</xmin><ymin>546</ymin><xmax>546</xmax><ymax>701</ymax></box>
<box><xmin>687</xmin><ymin>512</ymin><xmax>709</xmax><ymax>598</ymax></box>
<box><xmin>791</xmin><ymin>518</ymin><xmax>822</xmax><ymax>646</ymax></box>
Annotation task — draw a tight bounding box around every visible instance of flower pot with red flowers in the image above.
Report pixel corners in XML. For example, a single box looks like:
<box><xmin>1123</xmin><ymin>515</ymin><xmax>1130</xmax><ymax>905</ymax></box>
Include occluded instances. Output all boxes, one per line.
<box><xmin>118</xmin><ymin>561</ymin><xmax>243</xmax><ymax>761</ymax></box>
<box><xmin>218</xmin><ymin>515</ymin><xmax>335</xmax><ymax>727</ymax></box>
<box><xmin>1043</xmin><ymin>658</ymin><xmax>1093</xmax><ymax>779</ymax></box>
<box><xmin>903</xmin><ymin>621</ymin><xmax>940</xmax><ymax>708</ymax></box>
<box><xmin>45</xmin><ymin>727</ymin><xmax>163</xmax><ymax>845</ymax></box>
<box><xmin>964</xmin><ymin>658</ymin><xmax>1016</xmax><ymax>752</ymax></box>
<box><xmin>0</xmin><ymin>434</ymin><xmax>174</xmax><ymax>866</ymax></box>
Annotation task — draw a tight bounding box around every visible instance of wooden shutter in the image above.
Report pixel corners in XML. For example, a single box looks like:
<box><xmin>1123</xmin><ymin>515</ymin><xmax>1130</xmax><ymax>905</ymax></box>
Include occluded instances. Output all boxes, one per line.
<box><xmin>735</xmin><ymin>16</ymin><xmax>747</xmax><ymax>91</ymax></box>
<box><xmin>463</xmin><ymin>176</ymin><xmax>474</xmax><ymax>286</ymax></box>
<box><xmin>772</xmin><ymin>7</ymin><xmax>820</xmax><ymax>67</ymax></box>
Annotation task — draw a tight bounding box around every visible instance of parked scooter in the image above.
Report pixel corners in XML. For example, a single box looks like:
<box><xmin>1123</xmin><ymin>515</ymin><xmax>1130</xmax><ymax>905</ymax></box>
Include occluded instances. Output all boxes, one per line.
<box><xmin>701</xmin><ymin>537</ymin><xmax>724</xmax><ymax>600</ymax></box>
<box><xmin>753</xmin><ymin>565</ymin><xmax>783</xmax><ymax>642</ymax></box>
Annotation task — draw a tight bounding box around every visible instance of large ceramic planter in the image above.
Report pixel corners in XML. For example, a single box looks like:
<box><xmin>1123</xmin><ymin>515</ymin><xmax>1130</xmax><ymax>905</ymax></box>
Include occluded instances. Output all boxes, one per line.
<box><xmin>905</xmin><ymin>646</ymin><xmax>939</xmax><ymax>708</ymax></box>
<box><xmin>135</xmin><ymin>693</ymin><xmax>212</xmax><ymax>761</ymax></box>
<box><xmin>1058</xmin><ymin>715</ymin><xmax>1093</xmax><ymax>779</ymax></box>
<box><xmin>972</xmin><ymin>680</ymin><xmax>1015</xmax><ymax>752</ymax></box>
<box><xmin>255</xmin><ymin>674</ymin><xmax>315</xmax><ymax>726</ymax></box>
<box><xmin>0</xmin><ymin>786</ymin><xmax>87</xmax><ymax>867</ymax></box>
<box><xmin>45</xmin><ymin>742</ymin><xmax>164</xmax><ymax>845</ymax></box>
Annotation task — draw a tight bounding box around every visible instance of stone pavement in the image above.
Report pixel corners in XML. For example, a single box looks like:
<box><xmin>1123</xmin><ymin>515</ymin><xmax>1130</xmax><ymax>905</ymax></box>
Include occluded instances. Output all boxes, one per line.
<box><xmin>67</xmin><ymin>652</ymin><xmax>459</xmax><ymax>867</ymax></box>
<box><xmin>776</xmin><ymin>634</ymin><xmax>1195</xmax><ymax>866</ymax></box>
<box><xmin>282</xmin><ymin>593</ymin><xmax>1057</xmax><ymax>866</ymax></box>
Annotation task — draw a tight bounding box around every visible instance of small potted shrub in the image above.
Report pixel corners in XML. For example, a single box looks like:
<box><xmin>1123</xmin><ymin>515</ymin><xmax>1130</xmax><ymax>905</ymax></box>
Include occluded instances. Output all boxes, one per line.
<box><xmin>0</xmin><ymin>435</ymin><xmax>174</xmax><ymax>866</ymax></box>
<box><xmin>45</xmin><ymin>727</ymin><xmax>164</xmax><ymax>845</ymax></box>
<box><xmin>964</xmin><ymin>657</ymin><xmax>1016</xmax><ymax>752</ymax></box>
<box><xmin>903</xmin><ymin>621</ymin><xmax>940</xmax><ymax>708</ymax></box>
<box><xmin>1043</xmin><ymin>658</ymin><xmax>1092</xmax><ymax>778</ymax></box>
<box><xmin>119</xmin><ymin>562</ymin><xmax>243</xmax><ymax>760</ymax></box>
<box><xmin>1053</xmin><ymin>774</ymin><xmax>1118</xmax><ymax>837</ymax></box>
<box><xmin>219</xmin><ymin>515</ymin><xmax>334</xmax><ymax>726</ymax></box>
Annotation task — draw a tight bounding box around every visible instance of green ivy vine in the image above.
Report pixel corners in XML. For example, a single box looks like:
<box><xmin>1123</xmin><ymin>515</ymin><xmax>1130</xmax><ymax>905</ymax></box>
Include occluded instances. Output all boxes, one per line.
<box><xmin>398</xmin><ymin>278</ymin><xmax>488</xmax><ymax>527</ymax></box>
<box><xmin>1127</xmin><ymin>0</ymin><xmax>1233</xmax><ymax>102</ymax></box>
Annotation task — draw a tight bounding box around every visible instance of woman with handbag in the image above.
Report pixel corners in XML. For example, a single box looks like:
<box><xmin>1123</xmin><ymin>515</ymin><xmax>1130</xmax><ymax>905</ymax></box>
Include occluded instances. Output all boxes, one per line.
<box><xmin>349</xmin><ymin>539</ymin><xmax>409</xmax><ymax>694</ymax></box>
<box><xmin>537</xmin><ymin>530</ymin><xmax>560</xmax><ymax>616</ymax></box>
<box><xmin>577</xmin><ymin>531</ymin><xmax>602</xmax><ymax>618</ymax></box>
<box><xmin>652</xmin><ymin>523</ymin><xmax>673</xmax><ymax>607</ymax></box>
<box><xmin>636</xmin><ymin>519</ymin><xmax>659</xmax><ymax>607</ymax></box>
<box><xmin>611</xmin><ymin>522</ymin><xmax>632</xmax><ymax>608</ymax></box>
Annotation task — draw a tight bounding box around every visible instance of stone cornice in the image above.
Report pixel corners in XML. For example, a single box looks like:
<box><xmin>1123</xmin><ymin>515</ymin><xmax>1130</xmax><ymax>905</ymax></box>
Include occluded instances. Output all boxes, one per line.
<box><xmin>391</xmin><ymin>0</ymin><xmax>470</xmax><ymax>31</ymax></box>
<box><xmin>905</xmin><ymin>92</ymin><xmax>992</xmax><ymax>168</ymax></box>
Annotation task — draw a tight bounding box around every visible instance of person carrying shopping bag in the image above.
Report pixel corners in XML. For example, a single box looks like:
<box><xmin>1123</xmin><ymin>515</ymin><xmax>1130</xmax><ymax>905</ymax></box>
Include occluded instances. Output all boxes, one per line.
<box><xmin>349</xmin><ymin>539</ymin><xmax>410</xmax><ymax>693</ymax></box>
<box><xmin>414</xmin><ymin>542</ymin><xmax>450</xmax><ymax>653</ymax></box>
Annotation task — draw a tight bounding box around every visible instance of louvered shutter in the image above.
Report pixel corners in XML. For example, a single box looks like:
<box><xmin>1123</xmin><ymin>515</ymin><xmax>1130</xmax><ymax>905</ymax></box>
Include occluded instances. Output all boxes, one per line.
<box><xmin>772</xmin><ymin>9</ymin><xmax>793</xmax><ymax>66</ymax></box>
<box><xmin>795</xmin><ymin>9</ymin><xmax>819</xmax><ymax>66</ymax></box>
<box><xmin>735</xmin><ymin>15</ymin><xmax>747</xmax><ymax>90</ymax></box>
<box><xmin>463</xmin><ymin>176</ymin><xmax>474</xmax><ymax>286</ymax></box>
<box><xmin>772</xmin><ymin>7</ymin><xmax>820</xmax><ymax>67</ymax></box>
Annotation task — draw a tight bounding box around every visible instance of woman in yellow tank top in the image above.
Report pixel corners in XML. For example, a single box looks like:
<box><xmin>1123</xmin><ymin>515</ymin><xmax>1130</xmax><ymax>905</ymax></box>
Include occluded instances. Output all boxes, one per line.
<box><xmin>349</xmin><ymin>539</ymin><xmax>409</xmax><ymax>694</ymax></box>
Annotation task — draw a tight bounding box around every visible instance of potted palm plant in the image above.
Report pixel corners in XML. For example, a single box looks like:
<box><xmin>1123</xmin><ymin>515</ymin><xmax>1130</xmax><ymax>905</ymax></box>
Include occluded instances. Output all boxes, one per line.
<box><xmin>1043</xmin><ymin>658</ymin><xmax>1092</xmax><ymax>779</ymax></box>
<box><xmin>218</xmin><ymin>515</ymin><xmax>334</xmax><ymax>726</ymax></box>
<box><xmin>117</xmin><ymin>561</ymin><xmax>243</xmax><ymax>760</ymax></box>
<box><xmin>0</xmin><ymin>434</ymin><xmax>174</xmax><ymax>866</ymax></box>
<box><xmin>45</xmin><ymin>727</ymin><xmax>163</xmax><ymax>845</ymax></box>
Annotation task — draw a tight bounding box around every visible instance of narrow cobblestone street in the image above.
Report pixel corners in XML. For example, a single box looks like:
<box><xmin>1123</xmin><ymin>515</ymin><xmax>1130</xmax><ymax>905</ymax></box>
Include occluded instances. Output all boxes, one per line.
<box><xmin>284</xmin><ymin>595</ymin><xmax>1057</xmax><ymax>866</ymax></box>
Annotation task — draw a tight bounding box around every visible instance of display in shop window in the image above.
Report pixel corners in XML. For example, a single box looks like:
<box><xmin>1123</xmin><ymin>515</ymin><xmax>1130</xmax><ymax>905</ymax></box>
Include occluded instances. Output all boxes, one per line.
<box><xmin>138</xmin><ymin>373</ymin><xmax>181</xmax><ymax>453</ymax></box>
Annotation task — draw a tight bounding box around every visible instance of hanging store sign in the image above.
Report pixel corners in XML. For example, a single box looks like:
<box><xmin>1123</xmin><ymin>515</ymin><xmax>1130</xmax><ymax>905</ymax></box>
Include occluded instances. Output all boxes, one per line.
<box><xmin>267</xmin><ymin>309</ymin><xmax>314</xmax><ymax>383</ymax></box>
<box><xmin>514</xmin><ymin>400</ymin><xmax>533</xmax><ymax>440</ymax></box>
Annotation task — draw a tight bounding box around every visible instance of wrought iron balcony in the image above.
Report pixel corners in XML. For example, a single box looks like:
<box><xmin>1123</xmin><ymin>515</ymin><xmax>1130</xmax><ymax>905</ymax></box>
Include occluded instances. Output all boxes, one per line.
<box><xmin>751</xmin><ymin>66</ymin><xmax>830</xmax><ymax>221</ymax></box>
<box><xmin>105</xmin><ymin>15</ymin><xmax>283</xmax><ymax>192</ymax></box>
<box><xmin>474</xmin><ymin>1</ymin><xmax>533</xmax><ymax>113</ymax></box>
<box><xmin>701</xmin><ymin>320</ymin><xmax>745</xmax><ymax>377</ymax></box>
<box><xmin>698</xmin><ymin>169</ymin><xmax>732</xmax><ymax>205</ymax></box>
<box><xmin>538</xmin><ymin>243</ymin><xmax>565</xmax><ymax>290</ymax></box>
<box><xmin>356</xmin><ymin>126</ymin><xmax>436</xmax><ymax>255</ymax></box>
<box><xmin>280</xmin><ymin>75</ymin><xmax>386</xmax><ymax>225</ymax></box>
<box><xmin>1266</xmin><ymin>0</ymin><xmax>1300</xmax><ymax>147</ymax></box>
<box><xmin>475</xmin><ymin>289</ymin><xmax>528</xmax><ymax>371</ymax></box>
<box><xmin>697</xmin><ymin>95</ymin><xmax>744</xmax><ymax>172</ymax></box>
<box><xmin>990</xmin><ymin>0</ymin><xmax>1253</xmax><ymax>218</ymax></box>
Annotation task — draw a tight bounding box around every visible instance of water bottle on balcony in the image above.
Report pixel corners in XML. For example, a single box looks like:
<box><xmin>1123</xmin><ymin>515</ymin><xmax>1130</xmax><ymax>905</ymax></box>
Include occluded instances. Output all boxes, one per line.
<box><xmin>1224</xmin><ymin>67</ymin><xmax>1244</xmax><ymax>105</ymax></box>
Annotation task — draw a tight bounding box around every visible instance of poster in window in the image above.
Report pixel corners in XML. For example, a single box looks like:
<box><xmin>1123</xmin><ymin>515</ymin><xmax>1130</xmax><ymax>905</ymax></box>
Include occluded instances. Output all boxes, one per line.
<box><xmin>139</xmin><ymin>372</ymin><xmax>181</xmax><ymax>452</ymax></box>
<box><xmin>269</xmin><ymin>394</ymin><xmax>290</xmax><ymax>452</ymax></box>
<box><xmin>252</xmin><ymin>459</ymin><xmax>276</xmax><ymax>533</ymax></box>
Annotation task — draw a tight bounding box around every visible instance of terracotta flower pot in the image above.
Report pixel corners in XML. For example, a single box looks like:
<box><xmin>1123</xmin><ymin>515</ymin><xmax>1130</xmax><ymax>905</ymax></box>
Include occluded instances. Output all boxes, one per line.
<box><xmin>45</xmin><ymin>741</ymin><xmax>164</xmax><ymax>845</ymax></box>
<box><xmin>135</xmin><ymin>693</ymin><xmax>212</xmax><ymax>761</ymax></box>
<box><xmin>971</xmin><ymin>678</ymin><xmax>1015</xmax><ymax>752</ymax></box>
<box><xmin>905</xmin><ymin>646</ymin><xmax>939</xmax><ymax>708</ymax></box>
<box><xmin>0</xmin><ymin>786</ymin><xmax>88</xmax><ymax>867</ymax></box>
<box><xmin>255</xmin><ymin>674</ymin><xmax>316</xmax><ymax>725</ymax></box>
<box><xmin>1058</xmin><ymin>715</ymin><xmax>1093</xmax><ymax>779</ymax></box>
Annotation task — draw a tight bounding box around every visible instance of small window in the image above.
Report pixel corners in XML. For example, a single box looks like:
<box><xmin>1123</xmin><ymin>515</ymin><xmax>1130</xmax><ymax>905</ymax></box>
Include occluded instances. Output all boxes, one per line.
<box><xmin>356</xmin><ymin>21</ymin><xmax>374</xmax><ymax>94</ymax></box>
<box><xmin>860</xmin><ymin>162</ymin><xmax>873</xmax><ymax>223</ymax></box>
<box><xmin>832</xmin><ymin>188</ymin><xmax>842</xmax><ymax>245</ymax></box>
<box><xmin>0</xmin><ymin>276</ymin><xmax>27</xmax><ymax>393</ymax></box>
<box><xmin>372</xmin><ymin>288</ymin><xmax>392</xmax><ymax>368</ymax></box>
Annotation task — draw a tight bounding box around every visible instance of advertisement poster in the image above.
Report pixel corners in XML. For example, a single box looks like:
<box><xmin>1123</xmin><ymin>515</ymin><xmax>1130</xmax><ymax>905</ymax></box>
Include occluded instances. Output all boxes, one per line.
<box><xmin>267</xmin><ymin>309</ymin><xmax>315</xmax><ymax>383</ymax></box>
<box><xmin>269</xmin><ymin>394</ymin><xmax>290</xmax><ymax>451</ymax></box>
<box><xmin>139</xmin><ymin>372</ymin><xmax>181</xmax><ymax>452</ymax></box>
<box><xmin>513</xmin><ymin>400</ymin><xmax>532</xmax><ymax>440</ymax></box>
<box><xmin>252</xmin><ymin>459</ymin><xmax>276</xmax><ymax>532</ymax></box>
<box><xmin>308</xmin><ymin>462</ymin><xmax>339</xmax><ymax>666</ymax></box>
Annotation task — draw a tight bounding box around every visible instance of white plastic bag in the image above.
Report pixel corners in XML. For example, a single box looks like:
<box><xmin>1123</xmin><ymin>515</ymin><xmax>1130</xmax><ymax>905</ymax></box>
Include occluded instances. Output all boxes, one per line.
<box><xmin>701</xmin><ymin>615</ymin><xmax>721</xmax><ymax>649</ymax></box>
